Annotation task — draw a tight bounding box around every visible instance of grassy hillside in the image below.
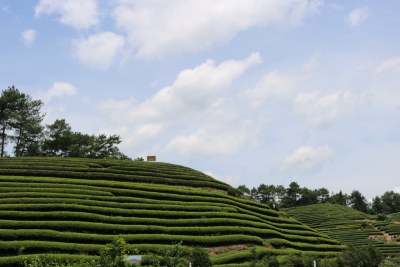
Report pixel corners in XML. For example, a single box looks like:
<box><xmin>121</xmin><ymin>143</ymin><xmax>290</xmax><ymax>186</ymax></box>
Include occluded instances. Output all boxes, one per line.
<box><xmin>0</xmin><ymin>157</ymin><xmax>344</xmax><ymax>266</ymax></box>
<box><xmin>286</xmin><ymin>204</ymin><xmax>400</xmax><ymax>257</ymax></box>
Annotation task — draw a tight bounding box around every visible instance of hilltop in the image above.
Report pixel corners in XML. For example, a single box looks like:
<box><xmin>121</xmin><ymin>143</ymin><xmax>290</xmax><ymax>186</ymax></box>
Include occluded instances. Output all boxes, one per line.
<box><xmin>0</xmin><ymin>157</ymin><xmax>344</xmax><ymax>266</ymax></box>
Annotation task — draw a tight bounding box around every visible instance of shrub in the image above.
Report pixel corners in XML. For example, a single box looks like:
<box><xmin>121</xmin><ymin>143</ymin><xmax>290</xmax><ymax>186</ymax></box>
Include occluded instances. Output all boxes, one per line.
<box><xmin>99</xmin><ymin>236</ymin><xmax>136</xmax><ymax>267</ymax></box>
<box><xmin>377</xmin><ymin>213</ymin><xmax>387</xmax><ymax>221</ymax></box>
<box><xmin>157</xmin><ymin>242</ymin><xmax>188</xmax><ymax>267</ymax></box>
<box><xmin>257</xmin><ymin>252</ymin><xmax>279</xmax><ymax>267</ymax></box>
<box><xmin>227</xmin><ymin>187</ymin><xmax>242</xmax><ymax>198</ymax></box>
<box><xmin>286</xmin><ymin>253</ymin><xmax>314</xmax><ymax>267</ymax></box>
<box><xmin>189</xmin><ymin>246</ymin><xmax>211</xmax><ymax>267</ymax></box>
<box><xmin>380</xmin><ymin>256</ymin><xmax>400</xmax><ymax>267</ymax></box>
<box><xmin>342</xmin><ymin>243</ymin><xmax>383</xmax><ymax>267</ymax></box>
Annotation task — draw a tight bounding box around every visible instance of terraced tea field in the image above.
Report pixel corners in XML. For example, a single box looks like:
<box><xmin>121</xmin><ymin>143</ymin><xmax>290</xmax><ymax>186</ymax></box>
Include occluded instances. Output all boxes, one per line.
<box><xmin>0</xmin><ymin>157</ymin><xmax>344</xmax><ymax>266</ymax></box>
<box><xmin>388</xmin><ymin>212</ymin><xmax>400</xmax><ymax>222</ymax></box>
<box><xmin>286</xmin><ymin>204</ymin><xmax>400</xmax><ymax>257</ymax></box>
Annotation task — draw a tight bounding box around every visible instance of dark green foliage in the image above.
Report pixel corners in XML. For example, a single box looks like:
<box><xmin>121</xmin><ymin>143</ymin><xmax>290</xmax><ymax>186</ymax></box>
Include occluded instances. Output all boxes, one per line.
<box><xmin>296</xmin><ymin>188</ymin><xmax>319</xmax><ymax>207</ymax></box>
<box><xmin>241</xmin><ymin>180</ymin><xmax>399</xmax><ymax>216</ymax></box>
<box><xmin>237</xmin><ymin>185</ymin><xmax>251</xmax><ymax>196</ymax></box>
<box><xmin>348</xmin><ymin>190</ymin><xmax>368</xmax><ymax>213</ymax></box>
<box><xmin>189</xmin><ymin>246</ymin><xmax>211</xmax><ymax>267</ymax></box>
<box><xmin>11</xmin><ymin>93</ymin><xmax>44</xmax><ymax>157</ymax></box>
<box><xmin>0</xmin><ymin>86</ymin><xmax>44</xmax><ymax>157</ymax></box>
<box><xmin>284</xmin><ymin>252</ymin><xmax>314</xmax><ymax>267</ymax></box>
<box><xmin>248</xmin><ymin>248</ymin><xmax>279</xmax><ymax>267</ymax></box>
<box><xmin>141</xmin><ymin>242</ymin><xmax>190</xmax><ymax>267</ymax></box>
<box><xmin>0</xmin><ymin>86</ymin><xmax>25</xmax><ymax>157</ymax></box>
<box><xmin>380</xmin><ymin>256</ymin><xmax>400</xmax><ymax>267</ymax></box>
<box><xmin>42</xmin><ymin>119</ymin><xmax>129</xmax><ymax>159</ymax></box>
<box><xmin>0</xmin><ymin>87</ymin><xmax>128</xmax><ymax>159</ymax></box>
<box><xmin>371</xmin><ymin>196</ymin><xmax>384</xmax><ymax>214</ymax></box>
<box><xmin>341</xmin><ymin>244</ymin><xmax>383</xmax><ymax>267</ymax></box>
<box><xmin>257</xmin><ymin>252</ymin><xmax>279</xmax><ymax>267</ymax></box>
<box><xmin>227</xmin><ymin>187</ymin><xmax>242</xmax><ymax>197</ymax></box>
<box><xmin>155</xmin><ymin>242</ymin><xmax>188</xmax><ymax>267</ymax></box>
<box><xmin>99</xmin><ymin>236</ymin><xmax>134</xmax><ymax>267</ymax></box>
<box><xmin>381</xmin><ymin>191</ymin><xmax>400</xmax><ymax>214</ymax></box>
<box><xmin>42</xmin><ymin>119</ymin><xmax>73</xmax><ymax>157</ymax></box>
<box><xmin>242</xmin><ymin>182</ymin><xmax>346</xmax><ymax>210</ymax></box>
<box><xmin>328</xmin><ymin>191</ymin><xmax>348</xmax><ymax>206</ymax></box>
<box><xmin>376</xmin><ymin>213</ymin><xmax>387</xmax><ymax>221</ymax></box>
<box><xmin>281</xmin><ymin>182</ymin><xmax>301</xmax><ymax>208</ymax></box>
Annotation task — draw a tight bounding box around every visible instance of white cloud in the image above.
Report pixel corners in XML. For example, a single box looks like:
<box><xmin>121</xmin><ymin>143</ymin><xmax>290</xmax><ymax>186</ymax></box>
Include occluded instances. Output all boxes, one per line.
<box><xmin>204</xmin><ymin>171</ymin><xmax>241</xmax><ymax>186</ymax></box>
<box><xmin>40</xmin><ymin>82</ymin><xmax>77</xmax><ymax>103</ymax></box>
<box><xmin>293</xmin><ymin>90</ymin><xmax>366</xmax><ymax>127</ymax></box>
<box><xmin>97</xmin><ymin>53</ymin><xmax>261</xmax><ymax>148</ymax></box>
<box><xmin>73</xmin><ymin>32</ymin><xmax>125</xmax><ymax>69</ymax></box>
<box><xmin>35</xmin><ymin>0</ymin><xmax>99</xmax><ymax>29</ymax></box>
<box><xmin>99</xmin><ymin>98</ymin><xmax>135</xmax><ymax>122</ymax></box>
<box><xmin>165</xmin><ymin>123</ymin><xmax>250</xmax><ymax>156</ymax></box>
<box><xmin>375</xmin><ymin>57</ymin><xmax>400</xmax><ymax>75</ymax></box>
<box><xmin>346</xmin><ymin>7</ymin><xmax>369</xmax><ymax>27</ymax></box>
<box><xmin>99</xmin><ymin>52</ymin><xmax>261</xmax><ymax>123</ymax></box>
<box><xmin>113</xmin><ymin>0</ymin><xmax>323</xmax><ymax>58</ymax></box>
<box><xmin>21</xmin><ymin>29</ymin><xmax>37</xmax><ymax>46</ymax></box>
<box><xmin>105</xmin><ymin>123</ymin><xmax>165</xmax><ymax>150</ymax></box>
<box><xmin>39</xmin><ymin>82</ymin><xmax>78</xmax><ymax>124</ymax></box>
<box><xmin>243</xmin><ymin>54</ymin><xmax>320</xmax><ymax>108</ymax></box>
<box><xmin>281</xmin><ymin>145</ymin><xmax>333</xmax><ymax>172</ymax></box>
<box><xmin>244</xmin><ymin>71</ymin><xmax>295</xmax><ymax>108</ymax></box>
<box><xmin>394</xmin><ymin>187</ymin><xmax>400</xmax><ymax>194</ymax></box>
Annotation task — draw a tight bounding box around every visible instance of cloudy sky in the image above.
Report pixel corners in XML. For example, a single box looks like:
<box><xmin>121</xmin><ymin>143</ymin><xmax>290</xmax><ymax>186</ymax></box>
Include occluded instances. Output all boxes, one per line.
<box><xmin>1</xmin><ymin>0</ymin><xmax>400</xmax><ymax>198</ymax></box>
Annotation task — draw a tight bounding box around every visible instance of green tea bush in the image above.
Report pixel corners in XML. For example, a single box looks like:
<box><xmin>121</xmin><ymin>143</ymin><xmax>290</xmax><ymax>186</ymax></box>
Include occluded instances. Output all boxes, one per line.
<box><xmin>23</xmin><ymin>254</ymin><xmax>97</xmax><ymax>267</ymax></box>
<box><xmin>0</xmin><ymin>157</ymin><xmax>347</xmax><ymax>264</ymax></box>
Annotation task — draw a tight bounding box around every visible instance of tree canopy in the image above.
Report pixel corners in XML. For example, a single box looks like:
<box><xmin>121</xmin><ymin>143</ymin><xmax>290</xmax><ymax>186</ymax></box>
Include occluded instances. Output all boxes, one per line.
<box><xmin>237</xmin><ymin>182</ymin><xmax>400</xmax><ymax>215</ymax></box>
<box><xmin>0</xmin><ymin>86</ymin><xmax>129</xmax><ymax>159</ymax></box>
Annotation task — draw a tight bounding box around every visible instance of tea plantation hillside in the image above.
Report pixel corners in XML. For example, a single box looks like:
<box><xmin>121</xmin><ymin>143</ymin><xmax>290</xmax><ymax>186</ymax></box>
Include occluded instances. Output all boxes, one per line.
<box><xmin>0</xmin><ymin>157</ymin><xmax>345</xmax><ymax>266</ymax></box>
<box><xmin>286</xmin><ymin>204</ymin><xmax>400</xmax><ymax>258</ymax></box>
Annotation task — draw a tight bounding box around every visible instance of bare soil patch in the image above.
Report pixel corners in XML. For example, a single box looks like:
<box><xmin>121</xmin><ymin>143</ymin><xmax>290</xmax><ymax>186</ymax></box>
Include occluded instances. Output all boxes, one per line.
<box><xmin>207</xmin><ymin>244</ymin><xmax>252</xmax><ymax>256</ymax></box>
<box><xmin>368</xmin><ymin>232</ymin><xmax>399</xmax><ymax>242</ymax></box>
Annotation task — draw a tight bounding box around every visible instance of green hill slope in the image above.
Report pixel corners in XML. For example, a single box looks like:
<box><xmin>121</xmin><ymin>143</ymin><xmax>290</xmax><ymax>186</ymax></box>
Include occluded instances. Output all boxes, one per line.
<box><xmin>0</xmin><ymin>157</ymin><xmax>344</xmax><ymax>266</ymax></box>
<box><xmin>286</xmin><ymin>204</ymin><xmax>400</xmax><ymax>258</ymax></box>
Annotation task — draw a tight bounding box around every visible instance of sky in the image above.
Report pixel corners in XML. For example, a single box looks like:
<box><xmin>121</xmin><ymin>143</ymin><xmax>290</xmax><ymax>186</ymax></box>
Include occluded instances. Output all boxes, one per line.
<box><xmin>1</xmin><ymin>0</ymin><xmax>400</xmax><ymax>199</ymax></box>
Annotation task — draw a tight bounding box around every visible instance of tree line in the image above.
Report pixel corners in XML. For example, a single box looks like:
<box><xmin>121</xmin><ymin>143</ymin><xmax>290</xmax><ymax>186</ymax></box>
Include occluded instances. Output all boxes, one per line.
<box><xmin>0</xmin><ymin>86</ymin><xmax>128</xmax><ymax>159</ymax></box>
<box><xmin>237</xmin><ymin>181</ymin><xmax>400</xmax><ymax>215</ymax></box>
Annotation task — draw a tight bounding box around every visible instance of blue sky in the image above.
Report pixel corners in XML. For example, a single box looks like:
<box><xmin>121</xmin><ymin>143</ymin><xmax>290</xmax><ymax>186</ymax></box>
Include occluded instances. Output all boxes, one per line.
<box><xmin>1</xmin><ymin>0</ymin><xmax>400</xmax><ymax>198</ymax></box>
